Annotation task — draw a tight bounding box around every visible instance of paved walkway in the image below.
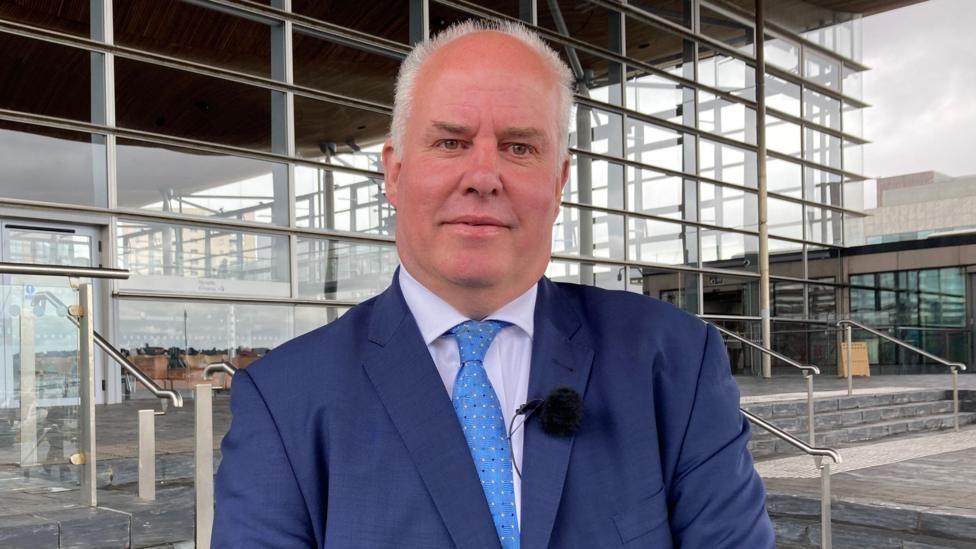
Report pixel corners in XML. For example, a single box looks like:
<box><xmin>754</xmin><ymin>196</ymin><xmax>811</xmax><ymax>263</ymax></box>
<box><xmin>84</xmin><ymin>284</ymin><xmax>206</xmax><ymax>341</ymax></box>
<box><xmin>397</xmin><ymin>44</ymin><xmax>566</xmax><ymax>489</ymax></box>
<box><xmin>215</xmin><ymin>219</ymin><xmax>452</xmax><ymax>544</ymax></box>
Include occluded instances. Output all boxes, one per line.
<box><xmin>735</xmin><ymin>373</ymin><xmax>976</xmax><ymax>400</ymax></box>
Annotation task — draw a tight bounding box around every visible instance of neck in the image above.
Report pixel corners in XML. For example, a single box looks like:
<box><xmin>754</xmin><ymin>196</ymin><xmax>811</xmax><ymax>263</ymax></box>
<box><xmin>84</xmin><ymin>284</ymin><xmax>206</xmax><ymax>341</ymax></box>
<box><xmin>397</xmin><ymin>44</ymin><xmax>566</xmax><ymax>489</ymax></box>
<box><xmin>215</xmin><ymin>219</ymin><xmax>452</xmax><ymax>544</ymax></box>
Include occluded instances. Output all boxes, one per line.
<box><xmin>400</xmin><ymin>265</ymin><xmax>538</xmax><ymax>319</ymax></box>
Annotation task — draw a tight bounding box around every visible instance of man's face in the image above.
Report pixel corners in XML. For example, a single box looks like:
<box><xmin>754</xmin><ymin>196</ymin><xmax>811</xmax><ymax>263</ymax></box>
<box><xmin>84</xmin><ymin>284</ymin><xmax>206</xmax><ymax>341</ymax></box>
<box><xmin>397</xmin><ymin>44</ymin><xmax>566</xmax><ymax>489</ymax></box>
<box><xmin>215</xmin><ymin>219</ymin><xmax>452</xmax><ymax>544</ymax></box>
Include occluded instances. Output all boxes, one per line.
<box><xmin>383</xmin><ymin>32</ymin><xmax>569</xmax><ymax>306</ymax></box>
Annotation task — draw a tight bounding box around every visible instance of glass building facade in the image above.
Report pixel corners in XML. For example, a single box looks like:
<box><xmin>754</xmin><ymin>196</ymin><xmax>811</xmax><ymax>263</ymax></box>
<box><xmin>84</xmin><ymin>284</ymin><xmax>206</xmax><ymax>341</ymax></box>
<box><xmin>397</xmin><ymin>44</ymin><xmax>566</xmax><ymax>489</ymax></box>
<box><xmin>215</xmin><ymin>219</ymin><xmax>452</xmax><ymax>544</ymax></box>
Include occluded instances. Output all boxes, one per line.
<box><xmin>4</xmin><ymin>0</ymin><xmax>950</xmax><ymax>402</ymax></box>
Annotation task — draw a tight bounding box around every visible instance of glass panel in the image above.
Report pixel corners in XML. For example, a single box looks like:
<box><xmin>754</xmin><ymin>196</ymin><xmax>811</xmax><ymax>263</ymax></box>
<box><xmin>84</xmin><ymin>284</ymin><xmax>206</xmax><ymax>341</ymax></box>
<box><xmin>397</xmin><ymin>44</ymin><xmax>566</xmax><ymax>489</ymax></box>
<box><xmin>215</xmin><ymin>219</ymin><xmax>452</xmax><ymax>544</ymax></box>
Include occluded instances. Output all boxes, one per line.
<box><xmin>803</xmin><ymin>128</ymin><xmax>841</xmax><ymax>169</ymax></box>
<box><xmin>295</xmin><ymin>165</ymin><xmax>394</xmax><ymax>235</ymax></box>
<box><xmin>295</xmin><ymin>305</ymin><xmax>349</xmax><ymax>338</ymax></box>
<box><xmin>764</xmin><ymin>35</ymin><xmax>799</xmax><ymax>74</ymax></box>
<box><xmin>702</xmin><ymin>273</ymin><xmax>759</xmax><ymax>315</ymax></box>
<box><xmin>842</xmin><ymin>102</ymin><xmax>863</xmax><ymax>137</ymax></box>
<box><xmin>296</xmin><ymin>237</ymin><xmax>398</xmax><ymax>301</ymax></box>
<box><xmin>643</xmin><ymin>269</ymin><xmax>700</xmax><ymax>314</ymax></box>
<box><xmin>625</xmin><ymin>14</ymin><xmax>692</xmax><ymax>76</ymax></box>
<box><xmin>803</xmin><ymin>49</ymin><xmax>841</xmax><ymax>91</ymax></box>
<box><xmin>769</xmin><ymin>238</ymin><xmax>803</xmax><ymax>278</ymax></box>
<box><xmin>292</xmin><ymin>0</ymin><xmax>410</xmax><ymax>43</ymax></box>
<box><xmin>765</xmin><ymin>74</ymin><xmax>801</xmax><ymax>117</ymax></box>
<box><xmin>700</xmin><ymin>183</ymin><xmax>757</xmax><ymax>231</ymax></box>
<box><xmin>115</xmin><ymin>58</ymin><xmax>272</xmax><ymax>151</ymax></box>
<box><xmin>625</xmin><ymin>68</ymin><xmax>689</xmax><ymax>125</ymax></box>
<box><xmin>698</xmin><ymin>47</ymin><xmax>756</xmax><ymax>101</ymax></box>
<box><xmin>0</xmin><ymin>34</ymin><xmax>91</xmax><ymax>121</ymax></box>
<box><xmin>114</xmin><ymin>0</ymin><xmax>272</xmax><ymax>77</ymax></box>
<box><xmin>843</xmin><ymin>140</ymin><xmax>863</xmax><ymax>175</ymax></box>
<box><xmin>701</xmin><ymin>230</ymin><xmax>759</xmax><ymax>272</ymax></box>
<box><xmin>700</xmin><ymin>5</ymin><xmax>754</xmax><ymax>55</ymax></box>
<box><xmin>0</xmin><ymin>120</ymin><xmax>107</xmax><ymax>207</ymax></box>
<box><xmin>772</xmin><ymin>281</ymin><xmax>804</xmax><ymax>318</ymax></box>
<box><xmin>804</xmin><ymin>168</ymin><xmax>842</xmax><ymax>207</ymax></box>
<box><xmin>545</xmin><ymin>259</ymin><xmax>631</xmax><ymax>293</ymax></box>
<box><xmin>626</xmin><ymin>167</ymin><xmax>693</xmax><ymax>220</ymax></box>
<box><xmin>571</xmin><ymin>105</ymin><xmax>624</xmax><ymax>158</ymax></box>
<box><xmin>766</xmin><ymin>115</ymin><xmax>801</xmax><ymax>157</ymax></box>
<box><xmin>294</xmin><ymin>95</ymin><xmax>390</xmax><ymax>168</ymax></box>
<box><xmin>767</xmin><ymin>157</ymin><xmax>802</xmax><ymax>198</ymax></box>
<box><xmin>805</xmin><ymin>205</ymin><xmax>842</xmax><ymax>245</ymax></box>
<box><xmin>5</xmin><ymin>228</ymin><xmax>92</xmax><ymax>267</ymax></box>
<box><xmin>699</xmin><ymin>139</ymin><xmax>757</xmax><ymax>188</ymax></box>
<box><xmin>803</xmin><ymin>89</ymin><xmax>841</xmax><ymax>130</ymax></box>
<box><xmin>552</xmin><ymin>205</ymin><xmax>625</xmax><ymax>260</ymax></box>
<box><xmin>116</xmin><ymin>219</ymin><xmax>290</xmax><ymax>296</ymax></box>
<box><xmin>293</xmin><ymin>31</ymin><xmax>402</xmax><ymax>105</ymax></box>
<box><xmin>116</xmin><ymin>139</ymin><xmax>288</xmax><ymax>225</ymax></box>
<box><xmin>768</xmin><ymin>197</ymin><xmax>803</xmax><ymax>240</ymax></box>
<box><xmin>566</xmin><ymin>157</ymin><xmax>625</xmax><ymax>210</ymax></box>
<box><xmin>625</xmin><ymin>118</ymin><xmax>683</xmax><ymax>172</ymax></box>
<box><xmin>843</xmin><ymin>66</ymin><xmax>863</xmax><ymax>101</ymax></box>
<box><xmin>629</xmin><ymin>1</ymin><xmax>692</xmax><ymax>29</ymax></box>
<box><xmin>538</xmin><ymin>1</ymin><xmax>617</xmax><ymax>53</ymax></box>
<box><xmin>0</xmin><ymin>282</ymin><xmax>82</xmax><ymax>476</ymax></box>
<box><xmin>0</xmin><ymin>0</ymin><xmax>89</xmax><ymax>36</ymax></box>
<box><xmin>627</xmin><ymin>217</ymin><xmax>696</xmax><ymax>267</ymax></box>
<box><xmin>698</xmin><ymin>92</ymin><xmax>756</xmax><ymax>145</ymax></box>
<box><xmin>118</xmin><ymin>300</ymin><xmax>295</xmax><ymax>396</ymax></box>
<box><xmin>565</xmin><ymin>48</ymin><xmax>625</xmax><ymax>107</ymax></box>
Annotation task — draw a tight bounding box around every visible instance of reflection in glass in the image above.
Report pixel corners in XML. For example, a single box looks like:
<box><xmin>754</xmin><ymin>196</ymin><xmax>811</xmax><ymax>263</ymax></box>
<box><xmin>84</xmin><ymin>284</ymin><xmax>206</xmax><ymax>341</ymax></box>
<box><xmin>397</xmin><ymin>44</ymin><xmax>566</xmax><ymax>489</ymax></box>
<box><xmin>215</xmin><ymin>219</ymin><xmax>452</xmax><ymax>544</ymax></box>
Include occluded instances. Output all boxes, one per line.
<box><xmin>626</xmin><ymin>167</ymin><xmax>691</xmax><ymax>220</ymax></box>
<box><xmin>766</xmin><ymin>115</ymin><xmax>801</xmax><ymax>157</ymax></box>
<box><xmin>698</xmin><ymin>92</ymin><xmax>756</xmax><ymax>145</ymax></box>
<box><xmin>114</xmin><ymin>0</ymin><xmax>272</xmax><ymax>77</ymax></box>
<box><xmin>566</xmin><ymin>157</ymin><xmax>625</xmax><ymax>210</ymax></box>
<box><xmin>803</xmin><ymin>50</ymin><xmax>840</xmax><ymax>91</ymax></box>
<box><xmin>700</xmin><ymin>5</ymin><xmax>754</xmax><ymax>55</ymax></box>
<box><xmin>0</xmin><ymin>33</ymin><xmax>91</xmax><ymax>122</ymax></box>
<box><xmin>803</xmin><ymin>89</ymin><xmax>841</xmax><ymax>130</ymax></box>
<box><xmin>552</xmin><ymin>206</ymin><xmax>625</xmax><ymax>261</ymax></box>
<box><xmin>627</xmin><ymin>218</ymin><xmax>696</xmax><ymax>266</ymax></box>
<box><xmin>805</xmin><ymin>206</ymin><xmax>842</xmax><ymax>245</ymax></box>
<box><xmin>295</xmin><ymin>164</ymin><xmax>394</xmax><ymax>235</ymax></box>
<box><xmin>804</xmin><ymin>168</ymin><xmax>842</xmax><ymax>207</ymax></box>
<box><xmin>803</xmin><ymin>128</ymin><xmax>841</xmax><ymax>169</ymax></box>
<box><xmin>571</xmin><ymin>105</ymin><xmax>623</xmax><ymax>158</ymax></box>
<box><xmin>698</xmin><ymin>48</ymin><xmax>756</xmax><ymax>100</ymax></box>
<box><xmin>115</xmin><ymin>57</ymin><xmax>272</xmax><ymax>151</ymax></box>
<box><xmin>296</xmin><ymin>237</ymin><xmax>398</xmax><ymax>301</ymax></box>
<box><xmin>767</xmin><ymin>157</ymin><xmax>802</xmax><ymax>198</ymax></box>
<box><xmin>699</xmin><ymin>139</ymin><xmax>757</xmax><ymax>188</ymax></box>
<box><xmin>765</xmin><ymin>74</ymin><xmax>801</xmax><ymax>117</ymax></box>
<box><xmin>763</xmin><ymin>36</ymin><xmax>799</xmax><ymax>73</ymax></box>
<box><xmin>702</xmin><ymin>273</ymin><xmax>759</xmax><ymax>315</ymax></box>
<box><xmin>625</xmin><ymin>68</ymin><xmax>689</xmax><ymax>125</ymax></box>
<box><xmin>701</xmin><ymin>183</ymin><xmax>758</xmax><ymax>231</ymax></box>
<box><xmin>116</xmin><ymin>219</ymin><xmax>290</xmax><ymax>297</ymax></box>
<box><xmin>117</xmin><ymin>139</ymin><xmax>288</xmax><ymax>225</ymax></box>
<box><xmin>0</xmin><ymin>121</ymin><xmax>106</xmax><ymax>207</ymax></box>
<box><xmin>546</xmin><ymin>260</ymin><xmax>631</xmax><ymax>293</ymax></box>
<box><xmin>626</xmin><ymin>119</ymin><xmax>683</xmax><ymax>172</ymax></box>
<box><xmin>644</xmin><ymin>269</ymin><xmax>699</xmax><ymax>314</ymax></box>
<box><xmin>767</xmin><ymin>197</ymin><xmax>803</xmax><ymax>240</ymax></box>
<box><xmin>701</xmin><ymin>230</ymin><xmax>759</xmax><ymax>272</ymax></box>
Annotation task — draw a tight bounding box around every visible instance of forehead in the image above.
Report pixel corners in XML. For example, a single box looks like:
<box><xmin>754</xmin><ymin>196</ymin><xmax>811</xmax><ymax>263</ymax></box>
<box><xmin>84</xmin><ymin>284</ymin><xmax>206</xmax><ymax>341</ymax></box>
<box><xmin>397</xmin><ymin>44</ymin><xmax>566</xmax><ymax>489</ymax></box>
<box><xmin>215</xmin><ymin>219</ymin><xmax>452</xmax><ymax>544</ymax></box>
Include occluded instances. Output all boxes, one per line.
<box><xmin>411</xmin><ymin>33</ymin><xmax>561</xmax><ymax>129</ymax></box>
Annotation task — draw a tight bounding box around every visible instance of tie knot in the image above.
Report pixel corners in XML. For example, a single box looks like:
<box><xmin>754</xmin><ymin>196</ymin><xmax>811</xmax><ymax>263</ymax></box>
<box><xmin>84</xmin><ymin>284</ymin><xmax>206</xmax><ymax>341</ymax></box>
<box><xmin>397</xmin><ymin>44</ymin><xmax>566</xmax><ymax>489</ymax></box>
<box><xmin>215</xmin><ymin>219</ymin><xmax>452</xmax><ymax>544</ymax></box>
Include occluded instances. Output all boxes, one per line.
<box><xmin>447</xmin><ymin>319</ymin><xmax>511</xmax><ymax>364</ymax></box>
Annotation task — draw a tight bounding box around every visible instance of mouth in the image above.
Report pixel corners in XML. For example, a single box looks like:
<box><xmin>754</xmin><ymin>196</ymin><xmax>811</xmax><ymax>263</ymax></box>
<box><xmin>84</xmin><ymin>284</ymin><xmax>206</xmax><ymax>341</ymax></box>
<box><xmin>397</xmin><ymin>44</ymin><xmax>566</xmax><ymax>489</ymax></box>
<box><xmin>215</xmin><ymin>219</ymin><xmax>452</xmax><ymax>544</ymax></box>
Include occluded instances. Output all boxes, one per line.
<box><xmin>445</xmin><ymin>215</ymin><xmax>509</xmax><ymax>228</ymax></box>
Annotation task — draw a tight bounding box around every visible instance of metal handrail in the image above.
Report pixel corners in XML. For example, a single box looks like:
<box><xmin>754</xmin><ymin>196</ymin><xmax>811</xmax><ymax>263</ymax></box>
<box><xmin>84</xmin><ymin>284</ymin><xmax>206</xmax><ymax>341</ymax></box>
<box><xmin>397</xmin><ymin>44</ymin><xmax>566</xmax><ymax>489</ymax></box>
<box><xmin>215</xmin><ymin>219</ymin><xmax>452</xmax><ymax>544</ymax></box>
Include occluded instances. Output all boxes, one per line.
<box><xmin>0</xmin><ymin>262</ymin><xmax>130</xmax><ymax>279</ymax></box>
<box><xmin>838</xmin><ymin>319</ymin><xmax>965</xmax><ymax>430</ymax></box>
<box><xmin>203</xmin><ymin>361</ymin><xmax>238</xmax><ymax>379</ymax></box>
<box><xmin>711</xmin><ymin>323</ymin><xmax>821</xmax><ymax>447</ymax></box>
<box><xmin>742</xmin><ymin>408</ymin><xmax>840</xmax><ymax>549</ymax></box>
<box><xmin>712</xmin><ymin>324</ymin><xmax>821</xmax><ymax>376</ymax></box>
<box><xmin>34</xmin><ymin>291</ymin><xmax>183</xmax><ymax>408</ymax></box>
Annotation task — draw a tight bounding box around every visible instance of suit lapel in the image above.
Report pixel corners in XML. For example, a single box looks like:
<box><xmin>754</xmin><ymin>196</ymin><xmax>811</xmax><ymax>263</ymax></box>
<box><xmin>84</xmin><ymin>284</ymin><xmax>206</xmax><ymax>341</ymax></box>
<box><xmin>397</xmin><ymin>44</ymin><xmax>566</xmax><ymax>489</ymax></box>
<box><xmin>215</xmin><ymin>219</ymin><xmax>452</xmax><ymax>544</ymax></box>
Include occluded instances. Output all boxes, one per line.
<box><xmin>362</xmin><ymin>276</ymin><xmax>501</xmax><ymax>549</ymax></box>
<box><xmin>520</xmin><ymin>279</ymin><xmax>595</xmax><ymax>548</ymax></box>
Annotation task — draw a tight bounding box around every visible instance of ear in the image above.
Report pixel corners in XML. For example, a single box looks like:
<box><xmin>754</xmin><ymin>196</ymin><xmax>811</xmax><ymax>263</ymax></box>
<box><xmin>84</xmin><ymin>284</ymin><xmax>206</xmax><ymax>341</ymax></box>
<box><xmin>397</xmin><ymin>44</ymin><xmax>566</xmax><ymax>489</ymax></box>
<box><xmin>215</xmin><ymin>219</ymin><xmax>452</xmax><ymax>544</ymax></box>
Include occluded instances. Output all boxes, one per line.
<box><xmin>382</xmin><ymin>138</ymin><xmax>401</xmax><ymax>209</ymax></box>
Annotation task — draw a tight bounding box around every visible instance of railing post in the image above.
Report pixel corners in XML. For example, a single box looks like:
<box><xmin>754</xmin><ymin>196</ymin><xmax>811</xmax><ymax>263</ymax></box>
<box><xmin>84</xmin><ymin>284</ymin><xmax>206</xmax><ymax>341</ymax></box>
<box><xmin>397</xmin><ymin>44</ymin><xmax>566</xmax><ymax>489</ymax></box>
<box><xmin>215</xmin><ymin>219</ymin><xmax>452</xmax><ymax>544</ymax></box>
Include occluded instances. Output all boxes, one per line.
<box><xmin>820</xmin><ymin>460</ymin><xmax>832</xmax><ymax>549</ymax></box>
<box><xmin>951</xmin><ymin>366</ymin><xmax>960</xmax><ymax>432</ymax></box>
<box><xmin>138</xmin><ymin>409</ymin><xmax>156</xmax><ymax>501</ymax></box>
<box><xmin>74</xmin><ymin>281</ymin><xmax>97</xmax><ymax>507</ymax></box>
<box><xmin>195</xmin><ymin>383</ymin><xmax>214</xmax><ymax>548</ymax></box>
<box><xmin>845</xmin><ymin>324</ymin><xmax>853</xmax><ymax>396</ymax></box>
<box><xmin>806</xmin><ymin>372</ymin><xmax>816</xmax><ymax>446</ymax></box>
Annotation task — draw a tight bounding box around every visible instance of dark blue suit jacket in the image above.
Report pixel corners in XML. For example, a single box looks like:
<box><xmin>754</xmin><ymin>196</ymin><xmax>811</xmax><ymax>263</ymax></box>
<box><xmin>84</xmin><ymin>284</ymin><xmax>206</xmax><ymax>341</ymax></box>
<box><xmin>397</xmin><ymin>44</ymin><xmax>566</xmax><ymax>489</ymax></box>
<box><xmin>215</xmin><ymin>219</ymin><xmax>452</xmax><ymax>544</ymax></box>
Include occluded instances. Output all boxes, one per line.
<box><xmin>213</xmin><ymin>275</ymin><xmax>774</xmax><ymax>548</ymax></box>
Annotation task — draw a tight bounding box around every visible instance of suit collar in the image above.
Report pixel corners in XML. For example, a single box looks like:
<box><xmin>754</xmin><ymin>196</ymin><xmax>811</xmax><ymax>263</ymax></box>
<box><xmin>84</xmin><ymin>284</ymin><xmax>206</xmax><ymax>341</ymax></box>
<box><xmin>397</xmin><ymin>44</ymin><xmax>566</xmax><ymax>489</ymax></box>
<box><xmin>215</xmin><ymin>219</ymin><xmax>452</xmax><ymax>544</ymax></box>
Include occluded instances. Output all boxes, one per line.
<box><xmin>520</xmin><ymin>278</ymin><xmax>594</xmax><ymax>548</ymax></box>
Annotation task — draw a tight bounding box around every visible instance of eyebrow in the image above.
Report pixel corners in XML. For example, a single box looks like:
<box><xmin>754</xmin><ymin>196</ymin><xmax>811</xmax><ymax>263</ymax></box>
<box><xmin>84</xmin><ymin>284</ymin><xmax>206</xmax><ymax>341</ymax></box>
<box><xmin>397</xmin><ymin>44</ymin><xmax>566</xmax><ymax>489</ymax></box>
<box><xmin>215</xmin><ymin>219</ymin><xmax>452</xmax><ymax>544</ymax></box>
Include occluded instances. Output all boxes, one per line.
<box><xmin>427</xmin><ymin>121</ymin><xmax>548</xmax><ymax>143</ymax></box>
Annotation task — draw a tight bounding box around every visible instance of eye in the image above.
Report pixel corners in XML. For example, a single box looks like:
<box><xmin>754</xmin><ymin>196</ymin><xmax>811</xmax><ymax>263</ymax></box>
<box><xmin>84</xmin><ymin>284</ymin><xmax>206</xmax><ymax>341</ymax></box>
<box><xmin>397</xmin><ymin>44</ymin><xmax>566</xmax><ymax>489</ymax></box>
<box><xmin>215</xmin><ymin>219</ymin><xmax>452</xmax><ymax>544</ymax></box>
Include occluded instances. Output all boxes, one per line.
<box><xmin>437</xmin><ymin>139</ymin><xmax>461</xmax><ymax>150</ymax></box>
<box><xmin>509</xmin><ymin>143</ymin><xmax>531</xmax><ymax>156</ymax></box>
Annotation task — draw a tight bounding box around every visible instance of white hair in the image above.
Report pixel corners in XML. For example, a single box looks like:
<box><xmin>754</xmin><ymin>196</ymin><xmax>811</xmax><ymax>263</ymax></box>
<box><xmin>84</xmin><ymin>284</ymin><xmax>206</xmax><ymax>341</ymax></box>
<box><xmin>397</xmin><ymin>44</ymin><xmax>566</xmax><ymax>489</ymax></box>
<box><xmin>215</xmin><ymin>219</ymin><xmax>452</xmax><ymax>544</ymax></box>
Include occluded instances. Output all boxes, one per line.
<box><xmin>390</xmin><ymin>19</ymin><xmax>574</xmax><ymax>159</ymax></box>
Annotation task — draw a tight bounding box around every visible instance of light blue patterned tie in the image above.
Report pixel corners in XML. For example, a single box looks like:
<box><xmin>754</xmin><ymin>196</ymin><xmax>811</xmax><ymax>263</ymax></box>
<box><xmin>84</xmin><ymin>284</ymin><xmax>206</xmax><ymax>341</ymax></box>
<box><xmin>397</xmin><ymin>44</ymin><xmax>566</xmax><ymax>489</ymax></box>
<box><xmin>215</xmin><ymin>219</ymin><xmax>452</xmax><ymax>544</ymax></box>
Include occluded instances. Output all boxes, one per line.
<box><xmin>448</xmin><ymin>320</ymin><xmax>520</xmax><ymax>549</ymax></box>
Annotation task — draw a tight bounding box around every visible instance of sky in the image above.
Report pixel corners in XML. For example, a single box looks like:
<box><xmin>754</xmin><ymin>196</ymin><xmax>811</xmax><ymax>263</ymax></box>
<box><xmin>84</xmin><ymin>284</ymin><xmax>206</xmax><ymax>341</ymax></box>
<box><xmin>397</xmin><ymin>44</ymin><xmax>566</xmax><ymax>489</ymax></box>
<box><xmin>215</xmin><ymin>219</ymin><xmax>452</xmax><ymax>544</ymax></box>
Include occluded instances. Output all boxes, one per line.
<box><xmin>861</xmin><ymin>0</ymin><xmax>976</xmax><ymax>179</ymax></box>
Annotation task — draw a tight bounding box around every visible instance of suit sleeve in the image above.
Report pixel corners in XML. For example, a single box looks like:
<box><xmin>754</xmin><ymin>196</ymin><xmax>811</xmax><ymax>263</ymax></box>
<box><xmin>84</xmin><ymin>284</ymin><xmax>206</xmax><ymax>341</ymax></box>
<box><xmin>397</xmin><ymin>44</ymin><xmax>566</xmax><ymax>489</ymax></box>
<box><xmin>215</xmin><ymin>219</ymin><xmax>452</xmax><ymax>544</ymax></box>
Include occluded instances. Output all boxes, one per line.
<box><xmin>667</xmin><ymin>324</ymin><xmax>775</xmax><ymax>548</ymax></box>
<box><xmin>212</xmin><ymin>369</ymin><xmax>316</xmax><ymax>548</ymax></box>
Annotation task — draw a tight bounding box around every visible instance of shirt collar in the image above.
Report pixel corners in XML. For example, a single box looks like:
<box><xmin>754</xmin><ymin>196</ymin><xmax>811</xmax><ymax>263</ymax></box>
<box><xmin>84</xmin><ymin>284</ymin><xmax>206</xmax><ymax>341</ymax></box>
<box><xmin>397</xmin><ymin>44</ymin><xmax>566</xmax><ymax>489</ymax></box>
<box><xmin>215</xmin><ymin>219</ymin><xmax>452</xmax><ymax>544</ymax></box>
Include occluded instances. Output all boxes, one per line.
<box><xmin>398</xmin><ymin>266</ymin><xmax>537</xmax><ymax>345</ymax></box>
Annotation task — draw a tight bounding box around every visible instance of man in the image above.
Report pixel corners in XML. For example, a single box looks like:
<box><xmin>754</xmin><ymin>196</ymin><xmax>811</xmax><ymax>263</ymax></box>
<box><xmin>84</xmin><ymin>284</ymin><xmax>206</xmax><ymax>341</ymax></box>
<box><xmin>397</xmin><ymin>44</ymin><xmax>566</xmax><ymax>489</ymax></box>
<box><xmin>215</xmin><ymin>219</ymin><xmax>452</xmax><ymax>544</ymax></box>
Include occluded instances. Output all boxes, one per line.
<box><xmin>213</xmin><ymin>20</ymin><xmax>774</xmax><ymax>548</ymax></box>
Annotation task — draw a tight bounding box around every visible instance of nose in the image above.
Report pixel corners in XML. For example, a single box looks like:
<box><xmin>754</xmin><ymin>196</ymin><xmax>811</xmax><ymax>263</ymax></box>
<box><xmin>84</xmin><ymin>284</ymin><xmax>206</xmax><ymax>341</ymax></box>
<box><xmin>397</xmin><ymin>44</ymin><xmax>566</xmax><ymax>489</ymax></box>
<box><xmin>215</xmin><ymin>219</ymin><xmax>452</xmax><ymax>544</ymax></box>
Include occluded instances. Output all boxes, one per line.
<box><xmin>461</xmin><ymin>139</ymin><xmax>502</xmax><ymax>198</ymax></box>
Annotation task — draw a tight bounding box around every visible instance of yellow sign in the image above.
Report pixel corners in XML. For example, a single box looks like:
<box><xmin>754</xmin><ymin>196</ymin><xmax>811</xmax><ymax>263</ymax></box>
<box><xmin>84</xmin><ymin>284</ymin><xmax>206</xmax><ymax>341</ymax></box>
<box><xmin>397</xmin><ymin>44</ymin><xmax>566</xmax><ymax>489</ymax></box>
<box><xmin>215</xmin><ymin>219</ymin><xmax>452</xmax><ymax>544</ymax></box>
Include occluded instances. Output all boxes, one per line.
<box><xmin>839</xmin><ymin>342</ymin><xmax>870</xmax><ymax>377</ymax></box>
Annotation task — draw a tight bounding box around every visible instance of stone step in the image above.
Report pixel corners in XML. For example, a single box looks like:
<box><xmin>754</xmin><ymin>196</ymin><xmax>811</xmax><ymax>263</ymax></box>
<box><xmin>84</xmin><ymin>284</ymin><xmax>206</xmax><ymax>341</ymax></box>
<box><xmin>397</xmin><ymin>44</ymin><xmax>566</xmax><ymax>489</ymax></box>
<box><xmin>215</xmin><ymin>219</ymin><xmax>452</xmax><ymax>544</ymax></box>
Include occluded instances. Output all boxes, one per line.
<box><xmin>767</xmin><ymin>492</ymin><xmax>976</xmax><ymax>548</ymax></box>
<box><xmin>749</xmin><ymin>412</ymin><xmax>976</xmax><ymax>460</ymax></box>
<box><xmin>749</xmin><ymin>399</ymin><xmax>960</xmax><ymax>441</ymax></box>
<box><xmin>745</xmin><ymin>389</ymin><xmax>958</xmax><ymax>422</ymax></box>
